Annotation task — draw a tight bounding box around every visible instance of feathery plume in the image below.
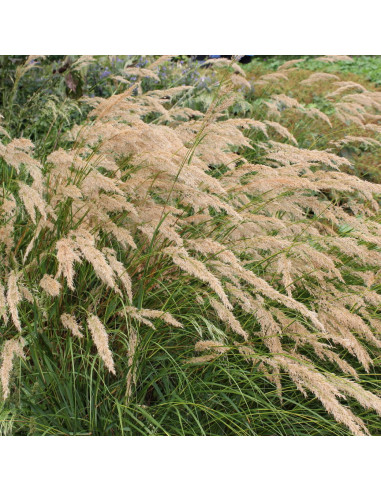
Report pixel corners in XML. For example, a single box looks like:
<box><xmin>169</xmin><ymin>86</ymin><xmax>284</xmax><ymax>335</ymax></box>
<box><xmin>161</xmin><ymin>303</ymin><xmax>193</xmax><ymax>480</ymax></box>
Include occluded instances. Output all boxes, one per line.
<box><xmin>164</xmin><ymin>246</ymin><xmax>232</xmax><ymax>309</ymax></box>
<box><xmin>87</xmin><ymin>314</ymin><xmax>115</xmax><ymax>374</ymax></box>
<box><xmin>55</xmin><ymin>237</ymin><xmax>82</xmax><ymax>290</ymax></box>
<box><xmin>61</xmin><ymin>313</ymin><xmax>83</xmax><ymax>338</ymax></box>
<box><xmin>18</xmin><ymin>182</ymin><xmax>47</xmax><ymax>224</ymax></box>
<box><xmin>0</xmin><ymin>281</ymin><xmax>8</xmax><ymax>324</ymax></box>
<box><xmin>0</xmin><ymin>339</ymin><xmax>24</xmax><ymax>399</ymax></box>
<box><xmin>316</xmin><ymin>55</ymin><xmax>353</xmax><ymax>63</ymax></box>
<box><xmin>7</xmin><ymin>272</ymin><xmax>21</xmax><ymax>332</ymax></box>
<box><xmin>39</xmin><ymin>274</ymin><xmax>61</xmax><ymax>297</ymax></box>
<box><xmin>209</xmin><ymin>298</ymin><xmax>248</xmax><ymax>340</ymax></box>
<box><xmin>72</xmin><ymin>230</ymin><xmax>119</xmax><ymax>293</ymax></box>
<box><xmin>126</xmin><ymin>326</ymin><xmax>138</xmax><ymax>402</ymax></box>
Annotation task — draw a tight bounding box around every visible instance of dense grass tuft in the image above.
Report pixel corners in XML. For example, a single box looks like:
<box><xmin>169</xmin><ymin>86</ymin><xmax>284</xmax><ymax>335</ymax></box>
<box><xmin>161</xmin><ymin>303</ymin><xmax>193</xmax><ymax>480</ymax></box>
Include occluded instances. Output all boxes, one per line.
<box><xmin>2</xmin><ymin>55</ymin><xmax>381</xmax><ymax>435</ymax></box>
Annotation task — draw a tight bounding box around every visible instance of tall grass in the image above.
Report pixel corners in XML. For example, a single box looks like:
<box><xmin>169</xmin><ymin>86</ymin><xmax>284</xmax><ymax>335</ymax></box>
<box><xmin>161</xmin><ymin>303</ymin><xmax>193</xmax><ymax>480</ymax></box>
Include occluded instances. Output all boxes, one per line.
<box><xmin>2</xmin><ymin>55</ymin><xmax>381</xmax><ymax>435</ymax></box>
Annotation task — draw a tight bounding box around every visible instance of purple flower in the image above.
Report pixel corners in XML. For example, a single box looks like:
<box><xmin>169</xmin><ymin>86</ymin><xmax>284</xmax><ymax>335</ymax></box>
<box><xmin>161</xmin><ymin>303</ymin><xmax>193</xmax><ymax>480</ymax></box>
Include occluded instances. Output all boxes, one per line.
<box><xmin>100</xmin><ymin>69</ymin><xmax>111</xmax><ymax>79</ymax></box>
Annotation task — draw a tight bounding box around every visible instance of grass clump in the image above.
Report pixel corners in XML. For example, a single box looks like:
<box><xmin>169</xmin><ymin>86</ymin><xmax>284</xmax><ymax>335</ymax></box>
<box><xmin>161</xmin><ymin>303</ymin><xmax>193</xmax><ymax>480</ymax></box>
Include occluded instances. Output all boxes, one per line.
<box><xmin>2</xmin><ymin>55</ymin><xmax>381</xmax><ymax>435</ymax></box>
